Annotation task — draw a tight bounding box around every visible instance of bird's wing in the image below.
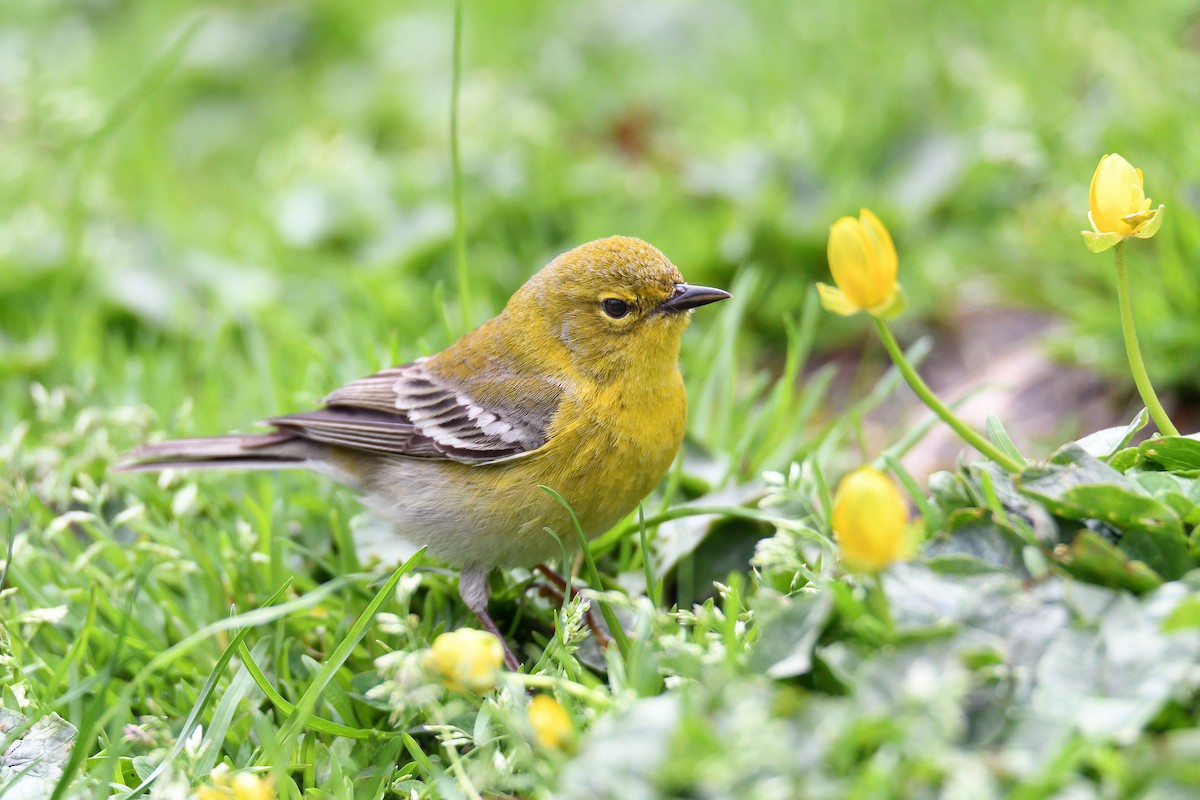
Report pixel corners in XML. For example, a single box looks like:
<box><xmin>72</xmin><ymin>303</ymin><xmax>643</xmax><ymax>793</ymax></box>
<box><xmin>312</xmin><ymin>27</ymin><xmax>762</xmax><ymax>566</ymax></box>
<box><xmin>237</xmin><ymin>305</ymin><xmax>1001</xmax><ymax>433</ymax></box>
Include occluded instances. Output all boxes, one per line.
<box><xmin>267</xmin><ymin>361</ymin><xmax>560</xmax><ymax>465</ymax></box>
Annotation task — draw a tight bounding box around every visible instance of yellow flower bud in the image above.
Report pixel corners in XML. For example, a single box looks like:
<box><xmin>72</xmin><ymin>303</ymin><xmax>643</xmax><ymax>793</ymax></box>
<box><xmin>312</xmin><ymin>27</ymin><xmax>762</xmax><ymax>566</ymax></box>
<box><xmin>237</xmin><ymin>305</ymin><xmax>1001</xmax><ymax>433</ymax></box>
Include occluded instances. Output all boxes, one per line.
<box><xmin>194</xmin><ymin>769</ymin><xmax>274</xmax><ymax>800</ymax></box>
<box><xmin>831</xmin><ymin>467</ymin><xmax>912</xmax><ymax>573</ymax></box>
<box><xmin>817</xmin><ymin>208</ymin><xmax>904</xmax><ymax>319</ymax></box>
<box><xmin>426</xmin><ymin>628</ymin><xmax>505</xmax><ymax>692</ymax></box>
<box><xmin>528</xmin><ymin>694</ymin><xmax>575</xmax><ymax>751</ymax></box>
<box><xmin>1082</xmin><ymin>153</ymin><xmax>1164</xmax><ymax>253</ymax></box>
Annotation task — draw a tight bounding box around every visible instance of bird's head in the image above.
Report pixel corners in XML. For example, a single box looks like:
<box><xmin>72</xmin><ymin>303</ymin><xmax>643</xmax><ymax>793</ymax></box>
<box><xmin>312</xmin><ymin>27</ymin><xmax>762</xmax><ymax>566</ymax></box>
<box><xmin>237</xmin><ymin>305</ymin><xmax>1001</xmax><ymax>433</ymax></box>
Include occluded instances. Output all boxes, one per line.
<box><xmin>507</xmin><ymin>236</ymin><xmax>730</xmax><ymax>379</ymax></box>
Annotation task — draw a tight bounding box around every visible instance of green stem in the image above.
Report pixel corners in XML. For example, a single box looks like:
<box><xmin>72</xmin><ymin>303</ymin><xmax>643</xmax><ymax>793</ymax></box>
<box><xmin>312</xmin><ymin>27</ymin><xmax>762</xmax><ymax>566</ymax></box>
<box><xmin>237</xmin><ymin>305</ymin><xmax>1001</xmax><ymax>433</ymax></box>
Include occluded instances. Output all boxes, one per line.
<box><xmin>512</xmin><ymin>673</ymin><xmax>616</xmax><ymax>707</ymax></box>
<box><xmin>866</xmin><ymin>574</ymin><xmax>894</xmax><ymax>633</ymax></box>
<box><xmin>872</xmin><ymin>317</ymin><xmax>1025</xmax><ymax>472</ymax></box>
<box><xmin>1113</xmin><ymin>241</ymin><xmax>1178</xmax><ymax>436</ymax></box>
<box><xmin>450</xmin><ymin>0</ymin><xmax>471</xmax><ymax>329</ymax></box>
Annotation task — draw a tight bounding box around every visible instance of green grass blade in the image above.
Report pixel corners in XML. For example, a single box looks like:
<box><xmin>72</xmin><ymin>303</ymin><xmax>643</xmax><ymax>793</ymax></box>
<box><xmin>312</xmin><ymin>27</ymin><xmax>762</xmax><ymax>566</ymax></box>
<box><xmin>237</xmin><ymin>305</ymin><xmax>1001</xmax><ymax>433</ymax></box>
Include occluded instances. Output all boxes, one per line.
<box><xmin>986</xmin><ymin>414</ymin><xmax>1027</xmax><ymax>466</ymax></box>
<box><xmin>450</xmin><ymin>0</ymin><xmax>471</xmax><ymax>328</ymax></box>
<box><xmin>0</xmin><ymin>511</ymin><xmax>13</xmax><ymax>592</ymax></box>
<box><xmin>114</xmin><ymin>580</ymin><xmax>294</xmax><ymax>799</ymax></box>
<box><xmin>539</xmin><ymin>486</ymin><xmax>631</xmax><ymax>660</ymax></box>
<box><xmin>51</xmin><ymin>562</ymin><xmax>151</xmax><ymax>800</ymax></box>
<box><xmin>637</xmin><ymin>504</ymin><xmax>661</xmax><ymax>607</ymax></box>
<box><xmin>236</xmin><ymin>640</ymin><xmax>377</xmax><ymax>740</ymax></box>
<box><xmin>269</xmin><ymin>549</ymin><xmax>425</xmax><ymax>760</ymax></box>
<box><xmin>882</xmin><ymin>453</ymin><xmax>939</xmax><ymax>532</ymax></box>
<box><xmin>193</xmin><ymin>639</ymin><xmax>264</xmax><ymax>775</ymax></box>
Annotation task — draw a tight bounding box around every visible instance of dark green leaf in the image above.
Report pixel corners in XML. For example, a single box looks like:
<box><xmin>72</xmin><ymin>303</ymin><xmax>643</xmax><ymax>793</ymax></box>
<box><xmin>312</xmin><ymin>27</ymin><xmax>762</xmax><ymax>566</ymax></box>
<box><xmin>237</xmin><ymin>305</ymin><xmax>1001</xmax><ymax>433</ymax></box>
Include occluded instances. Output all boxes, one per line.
<box><xmin>1119</xmin><ymin>528</ymin><xmax>1194</xmax><ymax>581</ymax></box>
<box><xmin>923</xmin><ymin>509</ymin><xmax>1029</xmax><ymax>576</ymax></box>
<box><xmin>1054</xmin><ymin>531</ymin><xmax>1162</xmax><ymax>594</ymax></box>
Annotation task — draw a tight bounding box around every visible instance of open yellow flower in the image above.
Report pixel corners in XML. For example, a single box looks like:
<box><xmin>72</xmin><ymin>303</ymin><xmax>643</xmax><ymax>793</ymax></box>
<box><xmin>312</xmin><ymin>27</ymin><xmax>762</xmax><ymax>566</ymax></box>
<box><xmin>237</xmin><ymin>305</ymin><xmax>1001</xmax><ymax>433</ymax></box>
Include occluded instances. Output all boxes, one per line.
<box><xmin>818</xmin><ymin>208</ymin><xmax>905</xmax><ymax>319</ymax></box>
<box><xmin>528</xmin><ymin>694</ymin><xmax>575</xmax><ymax>751</ymax></box>
<box><xmin>1081</xmin><ymin>153</ymin><xmax>1164</xmax><ymax>253</ymax></box>
<box><xmin>831</xmin><ymin>467</ymin><xmax>912</xmax><ymax>573</ymax></box>
<box><xmin>426</xmin><ymin>628</ymin><xmax>505</xmax><ymax>692</ymax></box>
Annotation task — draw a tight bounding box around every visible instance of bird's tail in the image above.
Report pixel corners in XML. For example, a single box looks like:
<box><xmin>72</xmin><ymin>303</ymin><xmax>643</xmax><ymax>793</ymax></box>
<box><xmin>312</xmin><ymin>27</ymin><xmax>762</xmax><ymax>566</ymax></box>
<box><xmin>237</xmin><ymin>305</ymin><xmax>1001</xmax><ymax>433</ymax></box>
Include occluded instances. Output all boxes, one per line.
<box><xmin>112</xmin><ymin>431</ymin><xmax>318</xmax><ymax>473</ymax></box>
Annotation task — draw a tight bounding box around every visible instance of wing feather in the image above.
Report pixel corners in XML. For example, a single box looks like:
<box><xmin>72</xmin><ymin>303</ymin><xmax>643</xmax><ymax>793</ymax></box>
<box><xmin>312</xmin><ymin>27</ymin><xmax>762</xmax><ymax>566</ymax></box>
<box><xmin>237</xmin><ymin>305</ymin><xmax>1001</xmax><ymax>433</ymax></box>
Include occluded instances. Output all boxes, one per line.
<box><xmin>270</xmin><ymin>361</ymin><xmax>560</xmax><ymax>464</ymax></box>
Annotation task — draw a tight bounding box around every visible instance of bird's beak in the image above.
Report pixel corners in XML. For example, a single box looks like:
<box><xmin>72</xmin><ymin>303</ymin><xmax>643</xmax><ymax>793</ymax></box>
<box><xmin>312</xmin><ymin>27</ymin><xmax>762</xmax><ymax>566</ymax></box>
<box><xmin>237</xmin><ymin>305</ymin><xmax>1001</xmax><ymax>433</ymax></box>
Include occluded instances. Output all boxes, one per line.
<box><xmin>658</xmin><ymin>283</ymin><xmax>732</xmax><ymax>312</ymax></box>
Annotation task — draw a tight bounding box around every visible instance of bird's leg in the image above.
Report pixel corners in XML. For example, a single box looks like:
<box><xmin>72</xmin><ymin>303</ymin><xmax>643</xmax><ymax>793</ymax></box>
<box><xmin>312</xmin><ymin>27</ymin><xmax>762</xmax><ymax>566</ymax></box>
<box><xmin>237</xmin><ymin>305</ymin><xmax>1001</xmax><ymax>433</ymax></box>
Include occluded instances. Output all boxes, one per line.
<box><xmin>458</xmin><ymin>567</ymin><xmax>521</xmax><ymax>671</ymax></box>
<box><xmin>533</xmin><ymin>563</ymin><xmax>613</xmax><ymax>650</ymax></box>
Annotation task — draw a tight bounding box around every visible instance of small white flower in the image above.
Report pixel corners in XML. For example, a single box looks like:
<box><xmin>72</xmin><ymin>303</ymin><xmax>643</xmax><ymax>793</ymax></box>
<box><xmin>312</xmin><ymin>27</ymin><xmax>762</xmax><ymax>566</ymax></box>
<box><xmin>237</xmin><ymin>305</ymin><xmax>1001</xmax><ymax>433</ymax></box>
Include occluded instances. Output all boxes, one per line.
<box><xmin>113</xmin><ymin>503</ymin><xmax>145</xmax><ymax>527</ymax></box>
<box><xmin>47</xmin><ymin>511</ymin><xmax>96</xmax><ymax>536</ymax></box>
<box><xmin>394</xmin><ymin>573</ymin><xmax>423</xmax><ymax>605</ymax></box>
<box><xmin>182</xmin><ymin>724</ymin><xmax>204</xmax><ymax>756</ymax></box>
<box><xmin>171</xmin><ymin>483</ymin><xmax>198</xmax><ymax>517</ymax></box>
<box><xmin>22</xmin><ymin>606</ymin><xmax>69</xmax><ymax>625</ymax></box>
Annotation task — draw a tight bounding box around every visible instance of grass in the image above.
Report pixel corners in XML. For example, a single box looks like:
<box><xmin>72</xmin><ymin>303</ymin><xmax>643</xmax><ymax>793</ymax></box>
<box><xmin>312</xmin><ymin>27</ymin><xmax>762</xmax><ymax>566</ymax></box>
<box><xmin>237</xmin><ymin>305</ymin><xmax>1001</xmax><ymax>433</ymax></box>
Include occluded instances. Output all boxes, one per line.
<box><xmin>3</xmin><ymin>1</ymin><xmax>1200</xmax><ymax>797</ymax></box>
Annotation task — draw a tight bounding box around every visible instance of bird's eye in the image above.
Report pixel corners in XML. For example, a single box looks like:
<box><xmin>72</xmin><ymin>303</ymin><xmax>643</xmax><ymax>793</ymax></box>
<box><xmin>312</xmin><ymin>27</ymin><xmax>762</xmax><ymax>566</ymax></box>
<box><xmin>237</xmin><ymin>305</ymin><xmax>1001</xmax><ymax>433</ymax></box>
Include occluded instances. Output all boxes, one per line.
<box><xmin>602</xmin><ymin>298</ymin><xmax>630</xmax><ymax>319</ymax></box>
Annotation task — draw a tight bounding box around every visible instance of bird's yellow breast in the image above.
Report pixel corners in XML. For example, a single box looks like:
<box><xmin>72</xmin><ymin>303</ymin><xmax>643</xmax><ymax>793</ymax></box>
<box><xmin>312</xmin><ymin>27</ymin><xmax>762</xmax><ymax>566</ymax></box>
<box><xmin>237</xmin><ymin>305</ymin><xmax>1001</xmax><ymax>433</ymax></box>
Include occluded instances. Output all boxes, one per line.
<box><xmin>533</xmin><ymin>364</ymin><xmax>687</xmax><ymax>536</ymax></box>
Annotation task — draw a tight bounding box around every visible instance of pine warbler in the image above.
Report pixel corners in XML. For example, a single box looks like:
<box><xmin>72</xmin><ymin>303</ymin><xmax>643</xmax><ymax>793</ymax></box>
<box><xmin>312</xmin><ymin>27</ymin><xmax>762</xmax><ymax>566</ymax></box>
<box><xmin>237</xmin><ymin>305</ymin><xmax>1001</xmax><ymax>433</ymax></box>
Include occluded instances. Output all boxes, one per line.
<box><xmin>118</xmin><ymin>236</ymin><xmax>729</xmax><ymax>667</ymax></box>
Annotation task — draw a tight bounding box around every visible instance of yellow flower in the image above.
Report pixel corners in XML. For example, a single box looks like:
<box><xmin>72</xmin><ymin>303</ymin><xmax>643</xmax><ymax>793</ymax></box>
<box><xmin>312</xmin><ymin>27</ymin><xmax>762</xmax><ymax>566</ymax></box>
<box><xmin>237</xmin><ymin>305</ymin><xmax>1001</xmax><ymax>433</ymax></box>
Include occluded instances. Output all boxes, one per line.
<box><xmin>831</xmin><ymin>467</ymin><xmax>912</xmax><ymax>572</ymax></box>
<box><xmin>194</xmin><ymin>768</ymin><xmax>274</xmax><ymax>800</ymax></box>
<box><xmin>817</xmin><ymin>208</ymin><xmax>905</xmax><ymax>319</ymax></box>
<box><xmin>426</xmin><ymin>628</ymin><xmax>505</xmax><ymax>692</ymax></box>
<box><xmin>528</xmin><ymin>694</ymin><xmax>575</xmax><ymax>751</ymax></box>
<box><xmin>1082</xmin><ymin>153</ymin><xmax>1164</xmax><ymax>253</ymax></box>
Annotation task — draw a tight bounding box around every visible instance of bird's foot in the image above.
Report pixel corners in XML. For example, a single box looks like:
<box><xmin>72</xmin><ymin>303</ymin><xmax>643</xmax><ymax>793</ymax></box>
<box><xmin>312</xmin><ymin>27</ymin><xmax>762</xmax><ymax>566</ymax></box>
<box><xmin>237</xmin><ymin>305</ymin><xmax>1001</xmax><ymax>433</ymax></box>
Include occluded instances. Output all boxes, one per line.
<box><xmin>458</xmin><ymin>568</ymin><xmax>521</xmax><ymax>671</ymax></box>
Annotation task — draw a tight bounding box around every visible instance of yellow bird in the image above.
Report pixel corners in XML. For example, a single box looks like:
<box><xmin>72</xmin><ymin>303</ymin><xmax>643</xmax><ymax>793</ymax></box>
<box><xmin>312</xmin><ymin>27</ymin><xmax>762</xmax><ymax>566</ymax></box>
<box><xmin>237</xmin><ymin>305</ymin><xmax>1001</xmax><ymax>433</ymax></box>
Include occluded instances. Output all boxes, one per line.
<box><xmin>117</xmin><ymin>236</ymin><xmax>729</xmax><ymax>667</ymax></box>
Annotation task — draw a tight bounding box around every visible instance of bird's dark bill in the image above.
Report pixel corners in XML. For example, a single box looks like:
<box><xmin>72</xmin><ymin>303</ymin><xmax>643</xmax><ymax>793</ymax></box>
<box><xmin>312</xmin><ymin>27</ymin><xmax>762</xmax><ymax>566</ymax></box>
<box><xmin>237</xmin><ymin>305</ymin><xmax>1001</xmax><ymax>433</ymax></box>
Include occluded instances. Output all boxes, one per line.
<box><xmin>659</xmin><ymin>283</ymin><xmax>731</xmax><ymax>312</ymax></box>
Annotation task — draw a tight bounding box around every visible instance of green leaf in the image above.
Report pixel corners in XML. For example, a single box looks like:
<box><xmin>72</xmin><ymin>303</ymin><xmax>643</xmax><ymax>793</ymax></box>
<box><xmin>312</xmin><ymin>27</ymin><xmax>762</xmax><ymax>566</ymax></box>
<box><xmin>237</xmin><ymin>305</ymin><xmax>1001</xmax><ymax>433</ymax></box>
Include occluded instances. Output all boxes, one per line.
<box><xmin>1140</xmin><ymin>436</ymin><xmax>1200</xmax><ymax>474</ymax></box>
<box><xmin>1108</xmin><ymin>447</ymin><xmax>1144</xmax><ymax>472</ymax></box>
<box><xmin>986</xmin><ymin>415</ymin><xmax>1026</xmax><ymax>466</ymax></box>
<box><xmin>1018</xmin><ymin>445</ymin><xmax>1193</xmax><ymax>578</ymax></box>
<box><xmin>968</xmin><ymin>462</ymin><xmax>1060</xmax><ymax>543</ymax></box>
<box><xmin>1060</xmin><ymin>484</ymin><xmax>1182</xmax><ymax>539</ymax></box>
<box><xmin>1162</xmin><ymin>596</ymin><xmax>1200</xmax><ymax>632</ymax></box>
<box><xmin>1081</xmin><ymin>229</ymin><xmax>1123</xmax><ymax>252</ymax></box>
<box><xmin>1019</xmin><ymin>445</ymin><xmax>1129</xmax><ymax>509</ymax></box>
<box><xmin>1130</xmin><ymin>472</ymin><xmax>1200</xmax><ymax>526</ymax></box>
<box><xmin>1119</xmin><ymin>528</ymin><xmax>1194</xmax><ymax>581</ymax></box>
<box><xmin>923</xmin><ymin>554</ymin><xmax>1014</xmax><ymax>575</ymax></box>
<box><xmin>928</xmin><ymin>469</ymin><xmax>978</xmax><ymax>513</ymax></box>
<box><xmin>1054</xmin><ymin>531</ymin><xmax>1162</xmax><ymax>594</ymax></box>
<box><xmin>1075</xmin><ymin>410</ymin><xmax>1148</xmax><ymax>459</ymax></box>
<box><xmin>923</xmin><ymin>508</ymin><xmax>1029</xmax><ymax>576</ymax></box>
<box><xmin>749</xmin><ymin>589</ymin><xmax>834</xmax><ymax>678</ymax></box>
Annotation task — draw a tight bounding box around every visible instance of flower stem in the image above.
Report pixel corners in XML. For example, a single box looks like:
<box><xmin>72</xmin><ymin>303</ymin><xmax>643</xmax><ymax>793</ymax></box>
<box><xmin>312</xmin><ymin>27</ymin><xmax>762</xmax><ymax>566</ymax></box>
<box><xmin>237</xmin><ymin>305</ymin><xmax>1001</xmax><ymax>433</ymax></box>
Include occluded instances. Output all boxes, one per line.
<box><xmin>871</xmin><ymin>317</ymin><xmax>1025</xmax><ymax>472</ymax></box>
<box><xmin>1113</xmin><ymin>242</ymin><xmax>1178</xmax><ymax>436</ymax></box>
<box><xmin>866</xmin><ymin>574</ymin><xmax>894</xmax><ymax>633</ymax></box>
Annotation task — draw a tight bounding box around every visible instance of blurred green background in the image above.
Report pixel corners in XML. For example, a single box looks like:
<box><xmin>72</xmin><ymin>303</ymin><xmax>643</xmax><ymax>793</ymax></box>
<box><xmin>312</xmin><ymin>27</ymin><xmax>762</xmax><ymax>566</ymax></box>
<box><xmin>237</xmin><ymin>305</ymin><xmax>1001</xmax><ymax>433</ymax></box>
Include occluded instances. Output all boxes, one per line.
<box><xmin>4</xmin><ymin>4</ymin><xmax>1200</xmax><ymax>794</ymax></box>
<box><xmin>2</xmin><ymin>0</ymin><xmax>1199</xmax><ymax>427</ymax></box>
